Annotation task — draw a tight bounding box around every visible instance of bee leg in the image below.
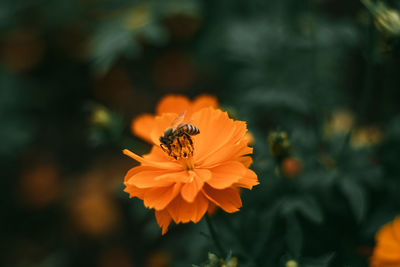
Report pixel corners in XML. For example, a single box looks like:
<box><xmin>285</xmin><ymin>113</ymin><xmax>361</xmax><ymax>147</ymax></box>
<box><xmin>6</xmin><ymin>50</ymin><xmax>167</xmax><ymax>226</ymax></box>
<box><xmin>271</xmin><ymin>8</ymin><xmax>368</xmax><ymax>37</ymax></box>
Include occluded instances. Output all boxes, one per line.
<box><xmin>183</xmin><ymin>133</ymin><xmax>194</xmax><ymax>157</ymax></box>
<box><xmin>184</xmin><ymin>133</ymin><xmax>193</xmax><ymax>145</ymax></box>
<box><xmin>167</xmin><ymin>145</ymin><xmax>173</xmax><ymax>156</ymax></box>
<box><xmin>178</xmin><ymin>138</ymin><xmax>186</xmax><ymax>157</ymax></box>
<box><xmin>160</xmin><ymin>144</ymin><xmax>166</xmax><ymax>152</ymax></box>
<box><xmin>176</xmin><ymin>137</ymin><xmax>183</xmax><ymax>148</ymax></box>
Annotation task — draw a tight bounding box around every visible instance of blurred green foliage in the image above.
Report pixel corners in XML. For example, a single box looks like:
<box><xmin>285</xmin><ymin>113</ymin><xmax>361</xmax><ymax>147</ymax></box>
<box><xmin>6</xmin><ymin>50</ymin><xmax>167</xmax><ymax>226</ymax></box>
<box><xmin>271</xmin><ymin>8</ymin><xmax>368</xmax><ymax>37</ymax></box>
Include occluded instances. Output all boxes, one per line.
<box><xmin>2</xmin><ymin>0</ymin><xmax>400</xmax><ymax>267</ymax></box>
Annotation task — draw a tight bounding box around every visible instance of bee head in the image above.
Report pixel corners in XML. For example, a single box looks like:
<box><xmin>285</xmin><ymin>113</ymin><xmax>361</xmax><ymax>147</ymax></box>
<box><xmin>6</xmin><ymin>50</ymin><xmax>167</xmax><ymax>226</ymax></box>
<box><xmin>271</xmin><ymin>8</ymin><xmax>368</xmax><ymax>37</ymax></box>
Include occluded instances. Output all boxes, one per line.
<box><xmin>160</xmin><ymin>127</ymin><xmax>173</xmax><ymax>145</ymax></box>
<box><xmin>163</xmin><ymin>127</ymin><xmax>173</xmax><ymax>137</ymax></box>
<box><xmin>159</xmin><ymin>136</ymin><xmax>168</xmax><ymax>145</ymax></box>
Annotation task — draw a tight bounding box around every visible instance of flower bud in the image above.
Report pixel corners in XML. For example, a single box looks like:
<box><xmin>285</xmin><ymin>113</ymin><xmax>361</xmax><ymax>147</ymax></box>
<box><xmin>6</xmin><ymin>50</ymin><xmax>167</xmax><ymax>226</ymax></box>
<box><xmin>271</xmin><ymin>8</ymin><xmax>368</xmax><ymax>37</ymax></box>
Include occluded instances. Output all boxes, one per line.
<box><xmin>91</xmin><ymin>105</ymin><xmax>111</xmax><ymax>127</ymax></box>
<box><xmin>207</xmin><ymin>253</ymin><xmax>220</xmax><ymax>266</ymax></box>
<box><xmin>375</xmin><ymin>8</ymin><xmax>400</xmax><ymax>36</ymax></box>
<box><xmin>285</xmin><ymin>260</ymin><xmax>298</xmax><ymax>267</ymax></box>
<box><xmin>225</xmin><ymin>257</ymin><xmax>238</xmax><ymax>267</ymax></box>
<box><xmin>362</xmin><ymin>0</ymin><xmax>400</xmax><ymax>36</ymax></box>
<box><xmin>268</xmin><ymin>131</ymin><xmax>291</xmax><ymax>159</ymax></box>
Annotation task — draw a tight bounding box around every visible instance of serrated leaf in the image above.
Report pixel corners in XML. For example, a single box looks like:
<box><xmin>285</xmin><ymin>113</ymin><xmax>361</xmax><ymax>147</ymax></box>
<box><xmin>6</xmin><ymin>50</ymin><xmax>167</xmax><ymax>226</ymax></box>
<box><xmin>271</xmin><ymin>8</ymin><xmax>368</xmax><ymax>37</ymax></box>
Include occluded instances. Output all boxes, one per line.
<box><xmin>339</xmin><ymin>178</ymin><xmax>367</xmax><ymax>222</ymax></box>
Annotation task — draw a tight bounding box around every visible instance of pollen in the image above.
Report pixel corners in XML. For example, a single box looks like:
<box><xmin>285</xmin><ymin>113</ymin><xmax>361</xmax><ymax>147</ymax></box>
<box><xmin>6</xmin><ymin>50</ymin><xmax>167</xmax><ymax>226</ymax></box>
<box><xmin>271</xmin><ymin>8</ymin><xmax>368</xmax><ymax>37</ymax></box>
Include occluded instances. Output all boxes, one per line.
<box><xmin>166</xmin><ymin>135</ymin><xmax>194</xmax><ymax>160</ymax></box>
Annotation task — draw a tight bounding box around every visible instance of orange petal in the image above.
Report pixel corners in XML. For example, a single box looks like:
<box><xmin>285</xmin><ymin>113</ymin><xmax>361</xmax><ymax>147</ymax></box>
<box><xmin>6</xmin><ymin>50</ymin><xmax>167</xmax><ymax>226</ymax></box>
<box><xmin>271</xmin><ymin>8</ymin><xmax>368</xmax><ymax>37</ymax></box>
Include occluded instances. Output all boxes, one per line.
<box><xmin>198</xmin><ymin>143</ymin><xmax>253</xmax><ymax>168</ymax></box>
<box><xmin>372</xmin><ymin>222</ymin><xmax>400</xmax><ymax>262</ymax></box>
<box><xmin>234</xmin><ymin>169</ymin><xmax>259</xmax><ymax>189</ymax></box>
<box><xmin>180</xmin><ymin>169</ymin><xmax>211</xmax><ymax>203</ymax></box>
<box><xmin>373</xmin><ymin>244</ymin><xmax>400</xmax><ymax>262</ymax></box>
<box><xmin>191</xmin><ymin>108</ymin><xmax>248</xmax><ymax>161</ymax></box>
<box><xmin>155</xmin><ymin>209</ymin><xmax>172</xmax><ymax>235</ymax></box>
<box><xmin>124</xmin><ymin>165</ymin><xmax>148</xmax><ymax>183</ymax></box>
<box><xmin>123</xmin><ymin>184</ymin><xmax>146</xmax><ymax>199</ymax></box>
<box><xmin>144</xmin><ymin>183</ymin><xmax>182</xmax><ymax>210</ymax></box>
<box><xmin>154</xmin><ymin>171</ymin><xmax>190</xmax><ymax>183</ymax></box>
<box><xmin>143</xmin><ymin>146</ymin><xmax>171</xmax><ymax>162</ymax></box>
<box><xmin>207</xmin><ymin>202</ymin><xmax>218</xmax><ymax>215</ymax></box>
<box><xmin>126</xmin><ymin>167</ymin><xmax>174</xmax><ymax>188</ymax></box>
<box><xmin>156</xmin><ymin>95</ymin><xmax>190</xmax><ymax>115</ymax></box>
<box><xmin>190</xmin><ymin>95</ymin><xmax>218</xmax><ymax>115</ymax></box>
<box><xmin>206</xmin><ymin>161</ymin><xmax>246</xmax><ymax>189</ymax></box>
<box><xmin>123</xmin><ymin>149</ymin><xmax>181</xmax><ymax>170</ymax></box>
<box><xmin>243</xmin><ymin>132</ymin><xmax>254</xmax><ymax>146</ymax></box>
<box><xmin>238</xmin><ymin>156</ymin><xmax>253</xmax><ymax>168</ymax></box>
<box><xmin>376</xmin><ymin>223</ymin><xmax>400</xmax><ymax>247</ymax></box>
<box><xmin>370</xmin><ymin>258</ymin><xmax>400</xmax><ymax>267</ymax></box>
<box><xmin>166</xmin><ymin>193</ymin><xmax>209</xmax><ymax>223</ymax></box>
<box><xmin>131</xmin><ymin>113</ymin><xmax>155</xmax><ymax>143</ymax></box>
<box><xmin>392</xmin><ymin>216</ymin><xmax>400</xmax><ymax>244</ymax></box>
<box><xmin>202</xmin><ymin>184</ymin><xmax>242</xmax><ymax>213</ymax></box>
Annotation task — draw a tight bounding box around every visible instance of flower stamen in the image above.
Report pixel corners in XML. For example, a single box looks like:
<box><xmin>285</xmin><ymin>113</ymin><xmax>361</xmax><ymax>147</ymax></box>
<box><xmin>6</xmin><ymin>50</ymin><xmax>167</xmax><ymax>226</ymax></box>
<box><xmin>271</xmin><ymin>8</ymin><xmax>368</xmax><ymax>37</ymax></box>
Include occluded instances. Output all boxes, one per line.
<box><xmin>161</xmin><ymin>134</ymin><xmax>195</xmax><ymax>160</ymax></box>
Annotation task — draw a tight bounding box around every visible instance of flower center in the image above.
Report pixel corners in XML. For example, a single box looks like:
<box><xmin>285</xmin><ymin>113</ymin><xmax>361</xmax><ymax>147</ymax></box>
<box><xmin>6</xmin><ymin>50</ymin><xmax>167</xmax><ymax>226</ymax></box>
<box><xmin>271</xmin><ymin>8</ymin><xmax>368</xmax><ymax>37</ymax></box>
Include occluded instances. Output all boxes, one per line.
<box><xmin>160</xmin><ymin>134</ymin><xmax>195</xmax><ymax>161</ymax></box>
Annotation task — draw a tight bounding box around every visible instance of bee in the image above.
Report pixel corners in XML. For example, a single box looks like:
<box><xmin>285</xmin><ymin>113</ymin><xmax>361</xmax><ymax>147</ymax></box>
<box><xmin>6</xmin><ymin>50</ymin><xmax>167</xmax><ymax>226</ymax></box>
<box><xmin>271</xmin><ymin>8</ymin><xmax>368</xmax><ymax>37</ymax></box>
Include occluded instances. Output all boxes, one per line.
<box><xmin>159</xmin><ymin>111</ymin><xmax>200</xmax><ymax>159</ymax></box>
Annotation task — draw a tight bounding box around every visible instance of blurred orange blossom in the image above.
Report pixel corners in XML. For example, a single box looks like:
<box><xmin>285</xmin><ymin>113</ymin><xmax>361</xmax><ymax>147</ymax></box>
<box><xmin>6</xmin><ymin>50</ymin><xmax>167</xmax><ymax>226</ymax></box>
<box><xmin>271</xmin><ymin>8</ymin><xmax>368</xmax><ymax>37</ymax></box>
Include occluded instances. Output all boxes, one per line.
<box><xmin>131</xmin><ymin>94</ymin><xmax>217</xmax><ymax>143</ymax></box>
<box><xmin>370</xmin><ymin>216</ymin><xmax>400</xmax><ymax>267</ymax></box>
<box><xmin>123</xmin><ymin>107</ymin><xmax>258</xmax><ymax>234</ymax></box>
<box><xmin>282</xmin><ymin>157</ymin><xmax>302</xmax><ymax>178</ymax></box>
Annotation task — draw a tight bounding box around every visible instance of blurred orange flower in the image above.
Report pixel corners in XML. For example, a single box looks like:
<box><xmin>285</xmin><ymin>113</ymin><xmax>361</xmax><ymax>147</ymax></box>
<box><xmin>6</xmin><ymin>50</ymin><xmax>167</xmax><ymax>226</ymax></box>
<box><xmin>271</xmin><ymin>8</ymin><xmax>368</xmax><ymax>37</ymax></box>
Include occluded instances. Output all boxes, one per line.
<box><xmin>146</xmin><ymin>250</ymin><xmax>171</xmax><ymax>267</ymax></box>
<box><xmin>282</xmin><ymin>157</ymin><xmax>302</xmax><ymax>178</ymax></box>
<box><xmin>1</xmin><ymin>28</ymin><xmax>44</xmax><ymax>72</ymax></box>
<box><xmin>132</xmin><ymin>94</ymin><xmax>218</xmax><ymax>143</ymax></box>
<box><xmin>19</xmin><ymin>162</ymin><xmax>60</xmax><ymax>209</ymax></box>
<box><xmin>69</xmin><ymin>190</ymin><xmax>121</xmax><ymax>237</ymax></box>
<box><xmin>124</xmin><ymin>107</ymin><xmax>258</xmax><ymax>234</ymax></box>
<box><xmin>370</xmin><ymin>216</ymin><xmax>400</xmax><ymax>267</ymax></box>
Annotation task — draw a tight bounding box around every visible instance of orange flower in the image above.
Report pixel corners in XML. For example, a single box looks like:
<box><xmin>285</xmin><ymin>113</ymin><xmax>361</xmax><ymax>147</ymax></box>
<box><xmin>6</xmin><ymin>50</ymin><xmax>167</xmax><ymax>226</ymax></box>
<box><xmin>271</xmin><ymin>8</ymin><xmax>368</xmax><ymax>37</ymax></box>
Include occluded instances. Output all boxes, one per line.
<box><xmin>123</xmin><ymin>107</ymin><xmax>258</xmax><ymax>234</ymax></box>
<box><xmin>370</xmin><ymin>216</ymin><xmax>400</xmax><ymax>267</ymax></box>
<box><xmin>132</xmin><ymin>94</ymin><xmax>217</xmax><ymax>143</ymax></box>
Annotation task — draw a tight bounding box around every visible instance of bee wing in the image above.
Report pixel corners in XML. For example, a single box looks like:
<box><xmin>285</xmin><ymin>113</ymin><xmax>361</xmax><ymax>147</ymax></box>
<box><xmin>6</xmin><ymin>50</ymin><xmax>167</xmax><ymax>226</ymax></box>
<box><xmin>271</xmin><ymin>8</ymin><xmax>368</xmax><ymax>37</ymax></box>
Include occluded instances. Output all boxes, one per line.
<box><xmin>170</xmin><ymin>110</ymin><xmax>191</xmax><ymax>129</ymax></box>
<box><xmin>176</xmin><ymin>119</ymin><xmax>194</xmax><ymax>130</ymax></box>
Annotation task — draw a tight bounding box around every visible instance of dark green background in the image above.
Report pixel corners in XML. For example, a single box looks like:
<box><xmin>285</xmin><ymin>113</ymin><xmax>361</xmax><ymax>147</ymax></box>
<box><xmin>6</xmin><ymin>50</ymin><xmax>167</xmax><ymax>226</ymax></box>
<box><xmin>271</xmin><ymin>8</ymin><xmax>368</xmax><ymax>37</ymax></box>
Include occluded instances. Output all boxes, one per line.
<box><xmin>1</xmin><ymin>0</ymin><xmax>400</xmax><ymax>266</ymax></box>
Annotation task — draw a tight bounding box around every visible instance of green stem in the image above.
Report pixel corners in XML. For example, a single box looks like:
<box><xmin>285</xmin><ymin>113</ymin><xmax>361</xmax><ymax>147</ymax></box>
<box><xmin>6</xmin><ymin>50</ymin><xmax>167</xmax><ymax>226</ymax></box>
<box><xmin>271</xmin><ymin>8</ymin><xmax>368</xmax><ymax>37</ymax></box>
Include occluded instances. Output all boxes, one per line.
<box><xmin>205</xmin><ymin>214</ymin><xmax>226</xmax><ymax>257</ymax></box>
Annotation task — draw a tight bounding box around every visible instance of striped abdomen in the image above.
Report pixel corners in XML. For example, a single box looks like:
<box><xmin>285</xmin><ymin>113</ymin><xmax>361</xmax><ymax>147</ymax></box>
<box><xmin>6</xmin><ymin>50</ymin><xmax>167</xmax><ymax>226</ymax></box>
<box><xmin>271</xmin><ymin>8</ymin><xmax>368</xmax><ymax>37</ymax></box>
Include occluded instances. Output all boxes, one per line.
<box><xmin>177</xmin><ymin>124</ymin><xmax>200</xmax><ymax>135</ymax></box>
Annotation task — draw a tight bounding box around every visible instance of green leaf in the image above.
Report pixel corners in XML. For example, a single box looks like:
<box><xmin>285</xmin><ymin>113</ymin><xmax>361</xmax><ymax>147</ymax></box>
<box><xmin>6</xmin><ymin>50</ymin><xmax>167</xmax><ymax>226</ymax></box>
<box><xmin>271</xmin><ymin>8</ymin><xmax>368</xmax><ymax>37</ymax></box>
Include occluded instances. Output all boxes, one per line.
<box><xmin>140</xmin><ymin>23</ymin><xmax>168</xmax><ymax>45</ymax></box>
<box><xmin>339</xmin><ymin>178</ymin><xmax>367</xmax><ymax>223</ymax></box>
<box><xmin>89</xmin><ymin>22</ymin><xmax>138</xmax><ymax>73</ymax></box>
<box><xmin>304</xmin><ymin>252</ymin><xmax>335</xmax><ymax>267</ymax></box>
<box><xmin>285</xmin><ymin>213</ymin><xmax>302</xmax><ymax>258</ymax></box>
<box><xmin>297</xmin><ymin>196</ymin><xmax>324</xmax><ymax>224</ymax></box>
<box><xmin>281</xmin><ymin>197</ymin><xmax>324</xmax><ymax>224</ymax></box>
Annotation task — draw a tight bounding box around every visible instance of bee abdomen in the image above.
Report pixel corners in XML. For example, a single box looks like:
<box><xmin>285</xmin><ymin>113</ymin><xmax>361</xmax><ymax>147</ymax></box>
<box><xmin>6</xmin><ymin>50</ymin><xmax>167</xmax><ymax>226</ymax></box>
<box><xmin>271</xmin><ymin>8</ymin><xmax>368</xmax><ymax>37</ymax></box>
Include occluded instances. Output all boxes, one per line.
<box><xmin>183</xmin><ymin>124</ymin><xmax>200</xmax><ymax>135</ymax></box>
